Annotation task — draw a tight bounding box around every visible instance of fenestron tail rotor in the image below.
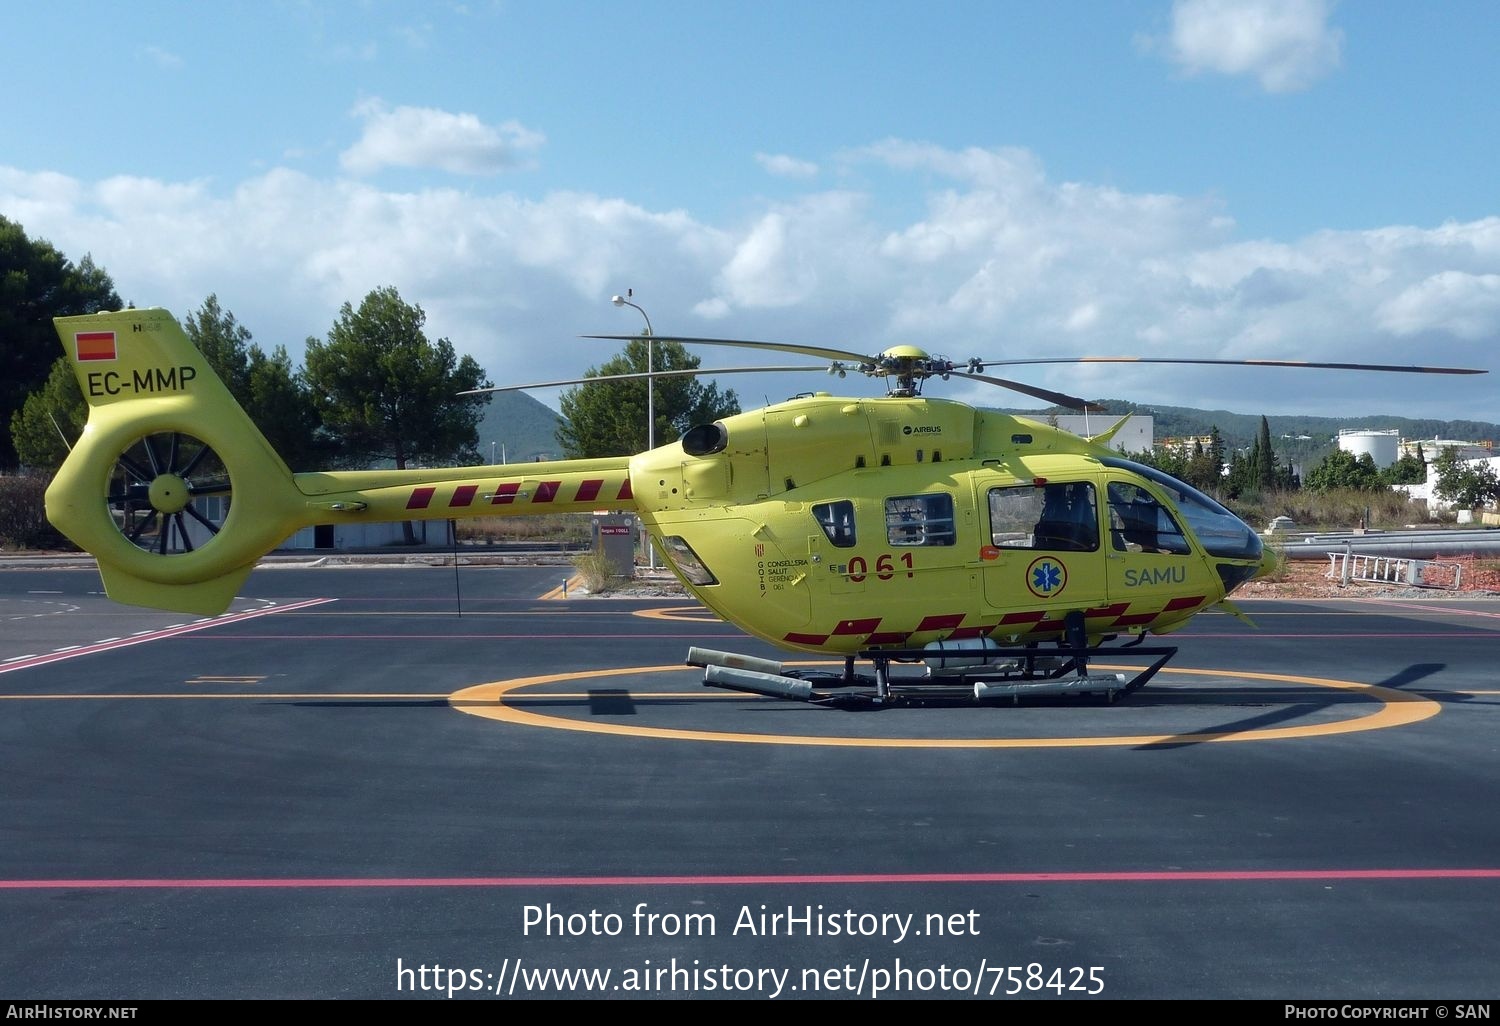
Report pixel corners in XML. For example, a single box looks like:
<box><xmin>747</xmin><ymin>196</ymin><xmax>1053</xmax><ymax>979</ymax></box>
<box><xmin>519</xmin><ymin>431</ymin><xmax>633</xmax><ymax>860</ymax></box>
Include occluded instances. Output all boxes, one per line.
<box><xmin>107</xmin><ymin>432</ymin><xmax>231</xmax><ymax>555</ymax></box>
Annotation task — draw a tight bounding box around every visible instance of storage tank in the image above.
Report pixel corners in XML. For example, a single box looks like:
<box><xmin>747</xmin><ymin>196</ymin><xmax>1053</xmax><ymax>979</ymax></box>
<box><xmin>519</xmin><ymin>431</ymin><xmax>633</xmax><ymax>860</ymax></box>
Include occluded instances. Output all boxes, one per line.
<box><xmin>1338</xmin><ymin>428</ymin><xmax>1400</xmax><ymax>468</ymax></box>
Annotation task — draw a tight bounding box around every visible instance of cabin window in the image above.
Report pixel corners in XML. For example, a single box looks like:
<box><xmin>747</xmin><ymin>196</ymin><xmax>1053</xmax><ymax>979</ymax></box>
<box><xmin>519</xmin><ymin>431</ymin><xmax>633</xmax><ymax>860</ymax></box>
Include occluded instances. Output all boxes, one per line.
<box><xmin>811</xmin><ymin>500</ymin><xmax>857</xmax><ymax>548</ymax></box>
<box><xmin>661</xmin><ymin>535</ymin><xmax>718</xmax><ymax>586</ymax></box>
<box><xmin>987</xmin><ymin>482</ymin><xmax>1099</xmax><ymax>552</ymax></box>
<box><xmin>884</xmin><ymin>493</ymin><xmax>956</xmax><ymax>547</ymax></box>
<box><xmin>1107</xmin><ymin>482</ymin><xmax>1191</xmax><ymax>555</ymax></box>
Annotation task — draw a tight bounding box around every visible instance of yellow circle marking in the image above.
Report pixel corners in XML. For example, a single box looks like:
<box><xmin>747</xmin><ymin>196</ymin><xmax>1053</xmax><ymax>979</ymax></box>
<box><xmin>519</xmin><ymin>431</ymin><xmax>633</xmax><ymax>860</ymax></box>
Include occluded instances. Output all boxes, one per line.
<box><xmin>633</xmin><ymin>605</ymin><xmax>722</xmax><ymax>623</ymax></box>
<box><xmin>450</xmin><ymin>664</ymin><xmax>1440</xmax><ymax>749</ymax></box>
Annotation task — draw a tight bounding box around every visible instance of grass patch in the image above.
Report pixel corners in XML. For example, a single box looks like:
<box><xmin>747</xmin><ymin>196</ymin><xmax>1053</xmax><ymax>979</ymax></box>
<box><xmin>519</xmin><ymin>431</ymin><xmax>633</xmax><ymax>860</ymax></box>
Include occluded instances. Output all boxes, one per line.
<box><xmin>1257</xmin><ymin>537</ymin><xmax>1290</xmax><ymax>581</ymax></box>
<box><xmin>1225</xmin><ymin>489</ymin><xmax>1432</xmax><ymax>533</ymax></box>
<box><xmin>454</xmin><ymin>514</ymin><xmax>593</xmax><ymax>546</ymax></box>
<box><xmin>570</xmin><ymin>549</ymin><xmax>629</xmax><ymax>594</ymax></box>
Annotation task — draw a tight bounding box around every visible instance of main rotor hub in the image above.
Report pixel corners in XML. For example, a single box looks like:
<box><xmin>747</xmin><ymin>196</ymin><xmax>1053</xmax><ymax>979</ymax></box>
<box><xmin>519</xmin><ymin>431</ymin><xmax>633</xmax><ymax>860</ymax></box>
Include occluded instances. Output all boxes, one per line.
<box><xmin>871</xmin><ymin>345</ymin><xmax>956</xmax><ymax>396</ymax></box>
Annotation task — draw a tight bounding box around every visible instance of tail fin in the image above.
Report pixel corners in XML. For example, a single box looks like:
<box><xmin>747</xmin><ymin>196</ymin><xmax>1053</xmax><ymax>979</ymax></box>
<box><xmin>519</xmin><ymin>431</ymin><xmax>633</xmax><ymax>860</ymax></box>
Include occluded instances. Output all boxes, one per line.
<box><xmin>47</xmin><ymin>308</ymin><xmax>305</xmax><ymax>614</ymax></box>
<box><xmin>1085</xmin><ymin>413</ymin><xmax>1134</xmax><ymax>447</ymax></box>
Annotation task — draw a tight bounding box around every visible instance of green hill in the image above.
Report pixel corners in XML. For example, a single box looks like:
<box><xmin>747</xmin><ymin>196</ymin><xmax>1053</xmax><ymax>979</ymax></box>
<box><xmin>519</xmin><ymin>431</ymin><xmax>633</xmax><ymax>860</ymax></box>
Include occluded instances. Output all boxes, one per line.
<box><xmin>473</xmin><ymin>391</ymin><xmax>566</xmax><ymax>463</ymax></box>
<box><xmin>1092</xmin><ymin>400</ymin><xmax>1498</xmax><ymax>448</ymax></box>
<box><xmin>1007</xmin><ymin>399</ymin><xmax>1500</xmax><ymax>464</ymax></box>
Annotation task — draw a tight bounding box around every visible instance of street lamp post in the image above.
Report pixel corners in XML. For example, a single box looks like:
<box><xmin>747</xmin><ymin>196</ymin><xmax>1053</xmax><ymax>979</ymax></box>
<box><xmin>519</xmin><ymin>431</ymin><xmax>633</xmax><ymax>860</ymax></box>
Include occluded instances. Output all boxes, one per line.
<box><xmin>611</xmin><ymin>292</ymin><xmax>655</xmax><ymax>570</ymax></box>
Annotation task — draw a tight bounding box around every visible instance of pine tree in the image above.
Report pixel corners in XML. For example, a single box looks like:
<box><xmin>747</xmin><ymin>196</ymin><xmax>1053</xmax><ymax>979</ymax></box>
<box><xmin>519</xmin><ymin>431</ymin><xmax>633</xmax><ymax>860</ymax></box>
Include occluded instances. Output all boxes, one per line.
<box><xmin>557</xmin><ymin>339</ymin><xmax>740</xmax><ymax>458</ymax></box>
<box><xmin>1255</xmin><ymin>416</ymin><xmax>1276</xmax><ymax>491</ymax></box>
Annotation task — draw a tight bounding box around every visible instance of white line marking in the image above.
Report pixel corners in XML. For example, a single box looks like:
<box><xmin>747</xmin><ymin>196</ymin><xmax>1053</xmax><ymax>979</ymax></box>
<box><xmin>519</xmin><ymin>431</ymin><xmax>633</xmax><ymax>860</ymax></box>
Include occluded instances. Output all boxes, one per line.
<box><xmin>0</xmin><ymin>599</ymin><xmax>337</xmax><ymax>676</ymax></box>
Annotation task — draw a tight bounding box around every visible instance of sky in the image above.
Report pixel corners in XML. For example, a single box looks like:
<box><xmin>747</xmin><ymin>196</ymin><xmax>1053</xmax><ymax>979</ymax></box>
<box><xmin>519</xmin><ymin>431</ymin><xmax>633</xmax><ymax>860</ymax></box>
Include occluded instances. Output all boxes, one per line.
<box><xmin>3</xmin><ymin>0</ymin><xmax>1498</xmax><ymax>424</ymax></box>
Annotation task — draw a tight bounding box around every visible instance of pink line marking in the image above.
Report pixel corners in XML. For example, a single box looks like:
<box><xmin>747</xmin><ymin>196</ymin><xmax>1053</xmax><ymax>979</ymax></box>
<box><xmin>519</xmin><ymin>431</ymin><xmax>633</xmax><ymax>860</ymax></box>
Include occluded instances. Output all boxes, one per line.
<box><xmin>3</xmin><ymin>868</ymin><xmax>1499</xmax><ymax>890</ymax></box>
<box><xmin>1183</xmin><ymin>632</ymin><xmax>1497</xmax><ymax>638</ymax></box>
<box><xmin>1375</xmin><ymin>601</ymin><xmax>1500</xmax><ymax>620</ymax></box>
<box><xmin>184</xmin><ymin>633</ymin><xmax>738</xmax><ymax>641</ymax></box>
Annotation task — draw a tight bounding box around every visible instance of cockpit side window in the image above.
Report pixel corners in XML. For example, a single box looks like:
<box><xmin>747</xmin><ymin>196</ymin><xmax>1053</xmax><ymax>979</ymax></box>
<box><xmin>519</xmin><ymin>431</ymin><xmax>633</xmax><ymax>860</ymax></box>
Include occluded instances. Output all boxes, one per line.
<box><xmin>812</xmin><ymin>500</ymin><xmax>857</xmax><ymax>548</ymax></box>
<box><xmin>1107</xmin><ymin>482</ymin><xmax>1191</xmax><ymax>555</ymax></box>
<box><xmin>1098</xmin><ymin>457</ymin><xmax>1263</xmax><ymax>561</ymax></box>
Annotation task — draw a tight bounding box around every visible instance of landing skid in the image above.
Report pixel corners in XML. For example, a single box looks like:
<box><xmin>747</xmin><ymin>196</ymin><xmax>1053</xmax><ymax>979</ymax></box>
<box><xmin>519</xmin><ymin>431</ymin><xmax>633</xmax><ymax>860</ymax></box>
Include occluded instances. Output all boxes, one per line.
<box><xmin>686</xmin><ymin>641</ymin><xmax>1177</xmax><ymax>708</ymax></box>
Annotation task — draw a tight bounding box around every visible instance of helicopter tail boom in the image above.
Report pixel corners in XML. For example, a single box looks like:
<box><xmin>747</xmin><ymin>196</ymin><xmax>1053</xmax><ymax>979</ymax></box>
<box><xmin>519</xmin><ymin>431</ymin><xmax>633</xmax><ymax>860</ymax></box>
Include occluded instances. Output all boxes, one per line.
<box><xmin>46</xmin><ymin>308</ymin><xmax>635</xmax><ymax>615</ymax></box>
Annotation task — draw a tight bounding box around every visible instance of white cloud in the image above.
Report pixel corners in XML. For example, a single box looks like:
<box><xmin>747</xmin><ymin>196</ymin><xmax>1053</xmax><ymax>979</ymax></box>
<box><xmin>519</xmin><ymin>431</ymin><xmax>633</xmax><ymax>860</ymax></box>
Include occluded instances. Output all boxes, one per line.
<box><xmin>392</xmin><ymin>21</ymin><xmax>436</xmax><ymax>51</ymax></box>
<box><xmin>1377</xmin><ymin>270</ymin><xmax>1500</xmax><ymax>340</ymax></box>
<box><xmin>1159</xmin><ymin>0</ymin><xmax>1344</xmax><ymax>93</ymax></box>
<box><xmin>852</xmin><ymin>140</ymin><xmax>1048</xmax><ymax>193</ymax></box>
<box><xmin>0</xmin><ymin>168</ymin><xmax>84</xmax><ymax>228</ymax></box>
<box><xmin>712</xmin><ymin>192</ymin><xmax>875</xmax><ymax>311</ymax></box>
<box><xmin>340</xmin><ymin>99</ymin><xmax>546</xmax><ymax>176</ymax></box>
<box><xmin>140</xmin><ymin>45</ymin><xmax>184</xmax><ymax>70</ymax></box>
<box><xmin>327</xmin><ymin>40</ymin><xmax>379</xmax><ymax>63</ymax></box>
<box><xmin>755</xmin><ymin>153</ymin><xmax>819</xmax><ymax>179</ymax></box>
<box><xmin>2</xmin><ymin>142</ymin><xmax>1495</xmax><ymax>419</ymax></box>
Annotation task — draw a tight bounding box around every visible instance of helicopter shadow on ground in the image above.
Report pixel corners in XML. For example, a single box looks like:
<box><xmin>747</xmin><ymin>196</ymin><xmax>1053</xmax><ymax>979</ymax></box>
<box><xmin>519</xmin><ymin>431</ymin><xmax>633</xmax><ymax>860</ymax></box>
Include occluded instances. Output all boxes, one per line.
<box><xmin>705</xmin><ymin>660</ymin><xmax>1456</xmax><ymax>745</ymax></box>
<box><xmin>1381</xmin><ymin>661</ymin><xmax>1498</xmax><ymax>706</ymax></box>
<box><xmin>1121</xmin><ymin>661</ymin><xmax>1453</xmax><ymax>750</ymax></box>
<box><xmin>1379</xmin><ymin>662</ymin><xmax>1446</xmax><ymax>690</ymax></box>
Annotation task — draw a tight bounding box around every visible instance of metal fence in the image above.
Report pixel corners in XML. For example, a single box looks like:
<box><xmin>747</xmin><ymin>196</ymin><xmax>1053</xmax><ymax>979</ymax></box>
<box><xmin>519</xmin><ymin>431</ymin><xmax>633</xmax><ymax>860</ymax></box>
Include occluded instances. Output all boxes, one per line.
<box><xmin>1325</xmin><ymin>551</ymin><xmax>1465</xmax><ymax>590</ymax></box>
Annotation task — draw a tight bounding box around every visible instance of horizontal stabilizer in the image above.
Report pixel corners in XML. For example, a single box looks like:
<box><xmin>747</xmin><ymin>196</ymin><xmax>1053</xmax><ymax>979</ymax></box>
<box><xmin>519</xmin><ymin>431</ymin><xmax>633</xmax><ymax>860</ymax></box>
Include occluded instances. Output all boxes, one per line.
<box><xmin>96</xmin><ymin>562</ymin><xmax>254</xmax><ymax>616</ymax></box>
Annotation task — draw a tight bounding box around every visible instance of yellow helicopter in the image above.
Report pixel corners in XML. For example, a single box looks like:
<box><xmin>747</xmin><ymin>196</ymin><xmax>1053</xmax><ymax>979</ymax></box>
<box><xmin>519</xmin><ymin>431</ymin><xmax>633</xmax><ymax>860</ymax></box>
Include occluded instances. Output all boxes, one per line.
<box><xmin>42</xmin><ymin>307</ymin><xmax>1484</xmax><ymax>706</ymax></box>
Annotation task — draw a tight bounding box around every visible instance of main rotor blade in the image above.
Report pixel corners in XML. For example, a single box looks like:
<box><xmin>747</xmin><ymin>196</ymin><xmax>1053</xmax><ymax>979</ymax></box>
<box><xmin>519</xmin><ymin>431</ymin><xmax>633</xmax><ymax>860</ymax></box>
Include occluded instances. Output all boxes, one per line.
<box><xmin>583</xmin><ymin>334</ymin><xmax>873</xmax><ymax>365</ymax></box>
<box><xmin>458</xmin><ymin>366</ymin><xmax>824</xmax><ymax>395</ymax></box>
<box><xmin>954</xmin><ymin>371</ymin><xmax>1106</xmax><ymax>412</ymax></box>
<box><xmin>972</xmin><ymin>357</ymin><xmax>1487</xmax><ymax>375</ymax></box>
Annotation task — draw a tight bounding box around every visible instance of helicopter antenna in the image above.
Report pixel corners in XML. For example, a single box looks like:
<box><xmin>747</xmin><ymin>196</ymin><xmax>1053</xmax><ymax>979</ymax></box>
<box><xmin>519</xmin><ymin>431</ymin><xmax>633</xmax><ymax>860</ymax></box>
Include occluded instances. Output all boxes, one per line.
<box><xmin>48</xmin><ymin>410</ymin><xmax>74</xmax><ymax>452</ymax></box>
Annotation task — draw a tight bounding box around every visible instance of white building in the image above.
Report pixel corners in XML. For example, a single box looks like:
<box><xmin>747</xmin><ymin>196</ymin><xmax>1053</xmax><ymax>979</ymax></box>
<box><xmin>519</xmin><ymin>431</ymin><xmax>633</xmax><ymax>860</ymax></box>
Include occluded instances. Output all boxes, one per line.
<box><xmin>1400</xmin><ymin>437</ymin><xmax>1493</xmax><ymax>463</ymax></box>
<box><xmin>280</xmin><ymin>520</ymin><xmax>455</xmax><ymax>550</ymax></box>
<box><xmin>1394</xmin><ymin>454</ymin><xmax>1500</xmax><ymax>516</ymax></box>
<box><xmin>1051</xmin><ymin>414</ymin><xmax>1154</xmax><ymax>454</ymax></box>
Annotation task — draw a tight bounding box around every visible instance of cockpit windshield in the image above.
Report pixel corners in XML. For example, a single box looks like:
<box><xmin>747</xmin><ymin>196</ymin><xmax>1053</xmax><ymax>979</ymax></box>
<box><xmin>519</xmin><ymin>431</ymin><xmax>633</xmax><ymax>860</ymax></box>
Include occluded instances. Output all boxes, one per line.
<box><xmin>1099</xmin><ymin>457</ymin><xmax>1263</xmax><ymax>561</ymax></box>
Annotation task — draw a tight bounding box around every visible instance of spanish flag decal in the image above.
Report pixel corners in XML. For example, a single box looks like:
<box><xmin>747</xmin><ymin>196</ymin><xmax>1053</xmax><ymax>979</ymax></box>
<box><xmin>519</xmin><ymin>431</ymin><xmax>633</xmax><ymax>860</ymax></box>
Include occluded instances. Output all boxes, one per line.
<box><xmin>76</xmin><ymin>331</ymin><xmax>117</xmax><ymax>362</ymax></box>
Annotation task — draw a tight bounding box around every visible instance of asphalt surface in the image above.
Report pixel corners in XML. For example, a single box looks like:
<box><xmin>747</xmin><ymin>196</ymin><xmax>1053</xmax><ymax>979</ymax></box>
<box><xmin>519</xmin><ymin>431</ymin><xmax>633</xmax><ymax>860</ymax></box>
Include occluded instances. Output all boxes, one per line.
<box><xmin>2</xmin><ymin>561</ymin><xmax>1499</xmax><ymax>1001</ymax></box>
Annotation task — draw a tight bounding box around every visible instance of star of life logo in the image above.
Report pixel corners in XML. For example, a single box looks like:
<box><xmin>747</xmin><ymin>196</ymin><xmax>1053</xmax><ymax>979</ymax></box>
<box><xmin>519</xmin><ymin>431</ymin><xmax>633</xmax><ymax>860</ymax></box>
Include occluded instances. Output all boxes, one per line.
<box><xmin>1025</xmin><ymin>556</ymin><xmax>1067</xmax><ymax>597</ymax></box>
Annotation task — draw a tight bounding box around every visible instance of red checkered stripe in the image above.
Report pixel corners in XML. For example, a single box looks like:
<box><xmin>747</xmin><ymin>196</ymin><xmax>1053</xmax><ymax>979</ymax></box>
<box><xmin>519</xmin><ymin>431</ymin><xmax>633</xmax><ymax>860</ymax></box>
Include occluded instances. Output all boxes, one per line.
<box><xmin>783</xmin><ymin>595</ymin><xmax>1206</xmax><ymax>646</ymax></box>
<box><xmin>402</xmin><ymin>476</ymin><xmax>633</xmax><ymax>511</ymax></box>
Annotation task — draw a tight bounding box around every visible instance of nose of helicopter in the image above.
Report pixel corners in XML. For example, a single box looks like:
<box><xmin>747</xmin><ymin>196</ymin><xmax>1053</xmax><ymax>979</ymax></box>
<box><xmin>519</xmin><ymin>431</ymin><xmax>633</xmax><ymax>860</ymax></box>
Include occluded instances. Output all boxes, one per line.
<box><xmin>1255</xmin><ymin>543</ymin><xmax>1280</xmax><ymax>579</ymax></box>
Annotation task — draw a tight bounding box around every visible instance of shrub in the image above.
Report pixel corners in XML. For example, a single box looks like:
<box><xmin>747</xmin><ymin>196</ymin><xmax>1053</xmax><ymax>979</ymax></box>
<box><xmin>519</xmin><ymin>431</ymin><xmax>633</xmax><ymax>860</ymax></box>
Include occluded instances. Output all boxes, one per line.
<box><xmin>0</xmin><ymin>474</ymin><xmax>63</xmax><ymax>550</ymax></box>
<box><xmin>570</xmin><ymin>549</ymin><xmax>625</xmax><ymax>594</ymax></box>
<box><xmin>455</xmin><ymin>513</ymin><xmax>592</xmax><ymax>546</ymax></box>
<box><xmin>1258</xmin><ymin>537</ymin><xmax>1289</xmax><ymax>582</ymax></box>
<box><xmin>1225</xmin><ymin>488</ymin><xmax>1429</xmax><ymax>533</ymax></box>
